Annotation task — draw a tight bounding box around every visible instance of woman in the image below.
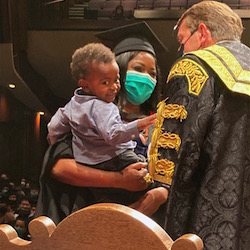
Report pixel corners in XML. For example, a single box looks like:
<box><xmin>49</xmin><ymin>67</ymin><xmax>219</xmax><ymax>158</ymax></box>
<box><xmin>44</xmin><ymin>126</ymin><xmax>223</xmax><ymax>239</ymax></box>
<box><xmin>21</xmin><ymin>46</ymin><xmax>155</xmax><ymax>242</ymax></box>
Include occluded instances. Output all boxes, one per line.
<box><xmin>115</xmin><ymin>50</ymin><xmax>162</xmax><ymax>157</ymax></box>
<box><xmin>97</xmin><ymin>21</ymin><xmax>166</xmax><ymax>157</ymax></box>
<box><xmin>36</xmin><ymin>22</ymin><xmax>169</xmax><ymax>225</ymax></box>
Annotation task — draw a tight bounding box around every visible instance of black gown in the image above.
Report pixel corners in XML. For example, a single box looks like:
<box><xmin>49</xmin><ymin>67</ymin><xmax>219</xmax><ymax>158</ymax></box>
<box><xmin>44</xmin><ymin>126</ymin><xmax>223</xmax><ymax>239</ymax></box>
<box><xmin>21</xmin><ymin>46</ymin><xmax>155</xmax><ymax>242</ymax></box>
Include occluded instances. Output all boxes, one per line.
<box><xmin>35</xmin><ymin>134</ymin><xmax>95</xmax><ymax>225</ymax></box>
<box><xmin>149</xmin><ymin>41</ymin><xmax>250</xmax><ymax>250</ymax></box>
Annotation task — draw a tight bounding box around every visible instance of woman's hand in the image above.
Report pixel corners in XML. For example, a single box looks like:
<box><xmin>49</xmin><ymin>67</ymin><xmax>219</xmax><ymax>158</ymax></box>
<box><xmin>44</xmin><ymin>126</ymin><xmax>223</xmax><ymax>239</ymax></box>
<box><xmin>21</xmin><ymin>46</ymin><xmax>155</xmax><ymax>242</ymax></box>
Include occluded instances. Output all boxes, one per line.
<box><xmin>129</xmin><ymin>187</ymin><xmax>168</xmax><ymax>216</ymax></box>
<box><xmin>119</xmin><ymin>162</ymin><xmax>149</xmax><ymax>191</ymax></box>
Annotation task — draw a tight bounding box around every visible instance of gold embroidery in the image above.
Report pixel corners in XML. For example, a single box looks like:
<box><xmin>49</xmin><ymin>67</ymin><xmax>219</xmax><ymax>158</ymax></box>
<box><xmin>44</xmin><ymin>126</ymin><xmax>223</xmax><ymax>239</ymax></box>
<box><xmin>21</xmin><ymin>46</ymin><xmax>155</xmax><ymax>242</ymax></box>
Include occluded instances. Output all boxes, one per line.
<box><xmin>148</xmin><ymin>151</ymin><xmax>160</xmax><ymax>164</ymax></box>
<box><xmin>190</xmin><ymin>45</ymin><xmax>250</xmax><ymax>97</ymax></box>
<box><xmin>148</xmin><ymin>149</ymin><xmax>175</xmax><ymax>185</ymax></box>
<box><xmin>148</xmin><ymin>131</ymin><xmax>179</xmax><ymax>185</ymax></box>
<box><xmin>154</xmin><ymin>159</ymin><xmax>175</xmax><ymax>185</ymax></box>
<box><xmin>148</xmin><ymin>100</ymin><xmax>187</xmax><ymax>185</ymax></box>
<box><xmin>150</xmin><ymin>126</ymin><xmax>162</xmax><ymax>149</ymax></box>
<box><xmin>157</xmin><ymin>132</ymin><xmax>181</xmax><ymax>152</ymax></box>
<box><xmin>162</xmin><ymin>104</ymin><xmax>187</xmax><ymax>121</ymax></box>
<box><xmin>148</xmin><ymin>150</ymin><xmax>159</xmax><ymax>179</ymax></box>
<box><xmin>143</xmin><ymin>173</ymin><xmax>154</xmax><ymax>184</ymax></box>
<box><xmin>155</xmin><ymin>159</ymin><xmax>175</xmax><ymax>175</ymax></box>
<box><xmin>167</xmin><ymin>59</ymin><xmax>209</xmax><ymax>96</ymax></box>
<box><xmin>155</xmin><ymin>99</ymin><xmax>167</xmax><ymax>128</ymax></box>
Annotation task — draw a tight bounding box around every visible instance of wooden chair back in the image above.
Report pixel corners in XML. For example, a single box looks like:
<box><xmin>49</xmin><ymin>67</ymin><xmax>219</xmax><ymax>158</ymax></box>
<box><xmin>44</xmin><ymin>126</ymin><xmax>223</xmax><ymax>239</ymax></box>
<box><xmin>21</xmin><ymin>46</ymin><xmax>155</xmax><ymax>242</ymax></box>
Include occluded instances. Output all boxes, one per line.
<box><xmin>0</xmin><ymin>203</ymin><xmax>203</xmax><ymax>250</ymax></box>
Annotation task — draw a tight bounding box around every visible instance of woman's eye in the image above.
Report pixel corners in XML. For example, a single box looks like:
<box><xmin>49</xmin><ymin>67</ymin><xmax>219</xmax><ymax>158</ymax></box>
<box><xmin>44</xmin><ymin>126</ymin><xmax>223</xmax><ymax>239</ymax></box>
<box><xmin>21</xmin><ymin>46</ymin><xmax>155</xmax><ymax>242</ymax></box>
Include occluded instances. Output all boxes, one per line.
<box><xmin>150</xmin><ymin>72</ymin><xmax>157</xmax><ymax>79</ymax></box>
<box><xmin>133</xmin><ymin>66</ymin><xmax>143</xmax><ymax>72</ymax></box>
<box><xmin>103</xmin><ymin>81</ymin><xmax>109</xmax><ymax>85</ymax></box>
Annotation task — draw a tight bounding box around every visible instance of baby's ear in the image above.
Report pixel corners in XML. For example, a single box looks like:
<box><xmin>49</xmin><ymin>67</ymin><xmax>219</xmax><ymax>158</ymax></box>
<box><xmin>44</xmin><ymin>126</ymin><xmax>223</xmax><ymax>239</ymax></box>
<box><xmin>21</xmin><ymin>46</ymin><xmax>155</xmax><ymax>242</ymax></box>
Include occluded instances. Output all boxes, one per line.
<box><xmin>78</xmin><ymin>79</ymin><xmax>90</xmax><ymax>92</ymax></box>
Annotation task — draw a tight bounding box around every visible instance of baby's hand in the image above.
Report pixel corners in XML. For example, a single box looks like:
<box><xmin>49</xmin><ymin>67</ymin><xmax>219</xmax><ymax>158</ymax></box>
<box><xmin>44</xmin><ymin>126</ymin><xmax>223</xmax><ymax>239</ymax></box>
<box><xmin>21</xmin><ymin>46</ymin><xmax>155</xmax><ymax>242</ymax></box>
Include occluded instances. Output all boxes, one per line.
<box><xmin>137</xmin><ymin>113</ymin><xmax>157</xmax><ymax>131</ymax></box>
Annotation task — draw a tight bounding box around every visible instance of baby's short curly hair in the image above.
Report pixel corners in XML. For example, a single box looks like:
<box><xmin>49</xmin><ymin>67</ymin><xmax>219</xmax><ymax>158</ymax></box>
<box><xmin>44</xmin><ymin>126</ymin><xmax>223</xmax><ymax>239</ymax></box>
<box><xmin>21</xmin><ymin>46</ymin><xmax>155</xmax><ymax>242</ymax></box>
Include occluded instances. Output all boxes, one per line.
<box><xmin>70</xmin><ymin>43</ymin><xmax>115</xmax><ymax>82</ymax></box>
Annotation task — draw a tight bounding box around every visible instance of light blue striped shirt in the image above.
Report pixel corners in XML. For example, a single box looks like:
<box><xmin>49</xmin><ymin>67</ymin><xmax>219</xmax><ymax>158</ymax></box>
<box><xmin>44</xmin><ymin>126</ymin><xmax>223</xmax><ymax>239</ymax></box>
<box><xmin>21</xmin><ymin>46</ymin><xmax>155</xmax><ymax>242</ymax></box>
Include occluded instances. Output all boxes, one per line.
<box><xmin>48</xmin><ymin>88</ymin><xmax>139</xmax><ymax>165</ymax></box>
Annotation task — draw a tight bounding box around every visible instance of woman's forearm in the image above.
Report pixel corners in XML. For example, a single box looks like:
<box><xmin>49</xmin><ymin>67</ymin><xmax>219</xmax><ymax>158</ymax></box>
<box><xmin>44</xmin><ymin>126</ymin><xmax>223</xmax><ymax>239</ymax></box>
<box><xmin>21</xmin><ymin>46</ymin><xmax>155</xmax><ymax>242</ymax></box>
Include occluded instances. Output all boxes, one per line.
<box><xmin>51</xmin><ymin>159</ymin><xmax>148</xmax><ymax>191</ymax></box>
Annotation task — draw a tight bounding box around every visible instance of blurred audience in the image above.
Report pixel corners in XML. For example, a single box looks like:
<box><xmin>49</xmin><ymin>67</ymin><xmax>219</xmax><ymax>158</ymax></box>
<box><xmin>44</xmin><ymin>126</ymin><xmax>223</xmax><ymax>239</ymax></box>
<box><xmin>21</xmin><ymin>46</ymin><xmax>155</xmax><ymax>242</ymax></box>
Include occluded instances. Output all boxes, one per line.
<box><xmin>0</xmin><ymin>201</ymin><xmax>16</xmax><ymax>226</ymax></box>
<box><xmin>0</xmin><ymin>172</ymin><xmax>39</xmax><ymax>241</ymax></box>
<box><xmin>14</xmin><ymin>216</ymin><xmax>31</xmax><ymax>240</ymax></box>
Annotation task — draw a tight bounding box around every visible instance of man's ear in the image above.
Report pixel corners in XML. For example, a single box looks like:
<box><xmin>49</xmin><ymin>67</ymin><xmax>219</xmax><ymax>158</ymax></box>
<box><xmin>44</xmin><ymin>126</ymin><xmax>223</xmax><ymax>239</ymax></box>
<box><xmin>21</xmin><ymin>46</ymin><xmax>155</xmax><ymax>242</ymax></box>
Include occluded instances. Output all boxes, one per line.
<box><xmin>78</xmin><ymin>79</ymin><xmax>90</xmax><ymax>93</ymax></box>
<box><xmin>198</xmin><ymin>23</ymin><xmax>216</xmax><ymax>47</ymax></box>
<box><xmin>198</xmin><ymin>23</ymin><xmax>209</xmax><ymax>43</ymax></box>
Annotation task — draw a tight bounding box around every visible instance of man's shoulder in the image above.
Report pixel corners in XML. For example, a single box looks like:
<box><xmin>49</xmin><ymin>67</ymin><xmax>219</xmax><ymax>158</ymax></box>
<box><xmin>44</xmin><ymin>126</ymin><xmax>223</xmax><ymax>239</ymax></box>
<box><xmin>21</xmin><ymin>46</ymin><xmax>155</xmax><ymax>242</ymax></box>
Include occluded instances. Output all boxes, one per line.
<box><xmin>167</xmin><ymin>55</ymin><xmax>209</xmax><ymax>96</ymax></box>
<box><xmin>167</xmin><ymin>43</ymin><xmax>250</xmax><ymax>97</ymax></box>
<box><xmin>188</xmin><ymin>43</ymin><xmax>250</xmax><ymax>96</ymax></box>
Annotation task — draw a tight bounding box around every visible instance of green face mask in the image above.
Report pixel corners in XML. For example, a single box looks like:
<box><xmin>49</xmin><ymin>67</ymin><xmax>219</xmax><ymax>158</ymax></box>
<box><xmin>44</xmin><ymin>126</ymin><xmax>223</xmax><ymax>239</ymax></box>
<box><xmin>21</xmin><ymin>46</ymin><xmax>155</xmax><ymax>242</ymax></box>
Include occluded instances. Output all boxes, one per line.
<box><xmin>15</xmin><ymin>227</ymin><xmax>25</xmax><ymax>237</ymax></box>
<box><xmin>125</xmin><ymin>70</ymin><xmax>156</xmax><ymax>105</ymax></box>
<box><xmin>1</xmin><ymin>189</ymin><xmax>8</xmax><ymax>194</ymax></box>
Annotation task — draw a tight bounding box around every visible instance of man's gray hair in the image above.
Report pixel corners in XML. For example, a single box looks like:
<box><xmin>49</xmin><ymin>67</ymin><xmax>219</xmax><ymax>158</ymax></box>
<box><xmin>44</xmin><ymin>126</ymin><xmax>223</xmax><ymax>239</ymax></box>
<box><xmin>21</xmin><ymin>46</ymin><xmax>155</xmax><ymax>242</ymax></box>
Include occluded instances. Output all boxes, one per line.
<box><xmin>176</xmin><ymin>1</ymin><xmax>243</xmax><ymax>42</ymax></box>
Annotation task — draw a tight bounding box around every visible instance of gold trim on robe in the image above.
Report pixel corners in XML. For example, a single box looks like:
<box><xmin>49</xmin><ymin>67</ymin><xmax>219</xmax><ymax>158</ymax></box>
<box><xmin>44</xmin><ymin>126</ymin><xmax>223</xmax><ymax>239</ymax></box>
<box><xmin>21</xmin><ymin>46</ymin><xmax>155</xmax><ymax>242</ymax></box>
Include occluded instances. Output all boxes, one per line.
<box><xmin>148</xmin><ymin>99</ymin><xmax>187</xmax><ymax>185</ymax></box>
<box><xmin>167</xmin><ymin>59</ymin><xmax>209</xmax><ymax>96</ymax></box>
<box><xmin>157</xmin><ymin>132</ymin><xmax>181</xmax><ymax>152</ymax></box>
<box><xmin>190</xmin><ymin>45</ymin><xmax>250</xmax><ymax>97</ymax></box>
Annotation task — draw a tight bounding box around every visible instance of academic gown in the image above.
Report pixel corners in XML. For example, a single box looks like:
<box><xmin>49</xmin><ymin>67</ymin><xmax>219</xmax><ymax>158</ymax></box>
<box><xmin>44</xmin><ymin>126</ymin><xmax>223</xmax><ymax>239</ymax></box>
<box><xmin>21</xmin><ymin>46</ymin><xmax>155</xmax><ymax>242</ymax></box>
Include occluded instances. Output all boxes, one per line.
<box><xmin>35</xmin><ymin>134</ymin><xmax>95</xmax><ymax>225</ymax></box>
<box><xmin>149</xmin><ymin>41</ymin><xmax>250</xmax><ymax>250</ymax></box>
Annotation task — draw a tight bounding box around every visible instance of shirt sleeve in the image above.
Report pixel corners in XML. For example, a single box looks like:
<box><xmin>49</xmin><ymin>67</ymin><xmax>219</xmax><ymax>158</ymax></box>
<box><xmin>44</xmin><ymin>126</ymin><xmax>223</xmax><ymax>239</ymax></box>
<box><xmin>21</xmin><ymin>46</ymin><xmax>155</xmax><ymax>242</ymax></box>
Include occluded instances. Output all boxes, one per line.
<box><xmin>92</xmin><ymin>101</ymin><xmax>140</xmax><ymax>146</ymax></box>
<box><xmin>47</xmin><ymin>104</ymin><xmax>71</xmax><ymax>144</ymax></box>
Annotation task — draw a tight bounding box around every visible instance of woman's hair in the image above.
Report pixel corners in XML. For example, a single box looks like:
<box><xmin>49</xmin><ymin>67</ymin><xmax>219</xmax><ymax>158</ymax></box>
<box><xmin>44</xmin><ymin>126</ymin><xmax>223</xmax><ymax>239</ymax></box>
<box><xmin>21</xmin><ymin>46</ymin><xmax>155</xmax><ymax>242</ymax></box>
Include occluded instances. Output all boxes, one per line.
<box><xmin>115</xmin><ymin>51</ymin><xmax>163</xmax><ymax>115</ymax></box>
<box><xmin>177</xmin><ymin>1</ymin><xmax>243</xmax><ymax>42</ymax></box>
<box><xmin>70</xmin><ymin>43</ymin><xmax>115</xmax><ymax>82</ymax></box>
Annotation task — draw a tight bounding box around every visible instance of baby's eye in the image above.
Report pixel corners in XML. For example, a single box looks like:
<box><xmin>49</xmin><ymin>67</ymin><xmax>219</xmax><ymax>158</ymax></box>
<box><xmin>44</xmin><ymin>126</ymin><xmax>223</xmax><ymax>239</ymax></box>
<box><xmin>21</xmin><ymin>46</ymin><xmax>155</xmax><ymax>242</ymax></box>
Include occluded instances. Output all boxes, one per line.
<box><xmin>103</xmin><ymin>81</ymin><xmax>110</xmax><ymax>85</ymax></box>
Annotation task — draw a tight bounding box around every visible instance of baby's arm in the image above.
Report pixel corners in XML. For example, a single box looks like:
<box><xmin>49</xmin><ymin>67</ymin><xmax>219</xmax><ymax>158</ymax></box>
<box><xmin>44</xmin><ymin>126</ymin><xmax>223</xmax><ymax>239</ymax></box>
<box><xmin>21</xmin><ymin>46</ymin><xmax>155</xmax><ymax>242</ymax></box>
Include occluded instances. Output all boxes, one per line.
<box><xmin>95</xmin><ymin>102</ymin><xmax>156</xmax><ymax>145</ymax></box>
<box><xmin>137</xmin><ymin>113</ymin><xmax>157</xmax><ymax>132</ymax></box>
<box><xmin>48</xmin><ymin>107</ymin><xmax>71</xmax><ymax>144</ymax></box>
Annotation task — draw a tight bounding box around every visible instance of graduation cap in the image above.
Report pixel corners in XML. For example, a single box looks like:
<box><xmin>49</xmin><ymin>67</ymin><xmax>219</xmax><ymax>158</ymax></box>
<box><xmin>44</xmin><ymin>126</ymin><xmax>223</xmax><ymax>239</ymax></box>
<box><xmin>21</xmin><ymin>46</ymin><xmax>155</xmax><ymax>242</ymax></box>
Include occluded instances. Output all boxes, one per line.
<box><xmin>95</xmin><ymin>21</ymin><xmax>168</xmax><ymax>62</ymax></box>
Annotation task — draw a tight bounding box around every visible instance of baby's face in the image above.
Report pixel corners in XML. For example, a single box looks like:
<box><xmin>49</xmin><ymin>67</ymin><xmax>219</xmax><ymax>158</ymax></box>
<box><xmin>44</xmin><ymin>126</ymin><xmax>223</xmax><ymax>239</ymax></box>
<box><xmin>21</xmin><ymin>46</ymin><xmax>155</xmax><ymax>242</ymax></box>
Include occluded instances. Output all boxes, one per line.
<box><xmin>84</xmin><ymin>60</ymin><xmax>120</xmax><ymax>103</ymax></box>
